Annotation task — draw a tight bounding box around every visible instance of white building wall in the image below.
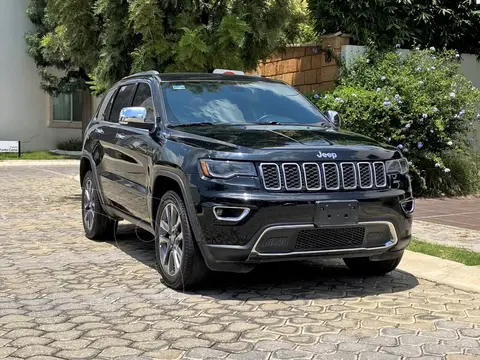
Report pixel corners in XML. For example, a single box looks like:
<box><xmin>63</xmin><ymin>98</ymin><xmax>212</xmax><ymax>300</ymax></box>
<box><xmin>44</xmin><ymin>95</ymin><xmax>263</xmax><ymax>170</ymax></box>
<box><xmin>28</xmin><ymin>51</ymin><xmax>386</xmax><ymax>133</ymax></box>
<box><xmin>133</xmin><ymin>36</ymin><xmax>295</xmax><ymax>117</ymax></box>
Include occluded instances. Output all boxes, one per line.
<box><xmin>0</xmin><ymin>0</ymin><xmax>82</xmax><ymax>152</ymax></box>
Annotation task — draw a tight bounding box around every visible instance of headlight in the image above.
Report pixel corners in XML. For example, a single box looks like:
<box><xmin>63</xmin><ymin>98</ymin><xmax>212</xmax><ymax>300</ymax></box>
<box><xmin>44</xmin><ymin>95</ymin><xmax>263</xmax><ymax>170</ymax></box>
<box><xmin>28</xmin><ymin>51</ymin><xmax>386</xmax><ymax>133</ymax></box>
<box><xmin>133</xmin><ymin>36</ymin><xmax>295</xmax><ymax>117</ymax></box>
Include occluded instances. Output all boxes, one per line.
<box><xmin>385</xmin><ymin>158</ymin><xmax>409</xmax><ymax>174</ymax></box>
<box><xmin>199</xmin><ymin>159</ymin><xmax>257</xmax><ymax>179</ymax></box>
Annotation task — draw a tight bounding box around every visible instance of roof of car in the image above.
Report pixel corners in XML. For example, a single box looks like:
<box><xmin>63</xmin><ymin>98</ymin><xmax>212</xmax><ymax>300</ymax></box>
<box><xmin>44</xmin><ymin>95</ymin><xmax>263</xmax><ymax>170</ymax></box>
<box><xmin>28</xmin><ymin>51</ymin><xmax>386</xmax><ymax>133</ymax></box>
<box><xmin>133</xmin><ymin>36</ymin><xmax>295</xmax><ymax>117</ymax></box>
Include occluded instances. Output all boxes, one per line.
<box><xmin>121</xmin><ymin>71</ymin><xmax>280</xmax><ymax>83</ymax></box>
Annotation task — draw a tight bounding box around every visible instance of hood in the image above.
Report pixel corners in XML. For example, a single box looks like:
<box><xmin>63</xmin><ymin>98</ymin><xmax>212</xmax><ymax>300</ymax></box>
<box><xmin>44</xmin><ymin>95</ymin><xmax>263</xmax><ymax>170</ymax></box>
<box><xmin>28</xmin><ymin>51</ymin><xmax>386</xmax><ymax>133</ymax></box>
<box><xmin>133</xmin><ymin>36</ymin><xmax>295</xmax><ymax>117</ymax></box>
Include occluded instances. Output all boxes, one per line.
<box><xmin>169</xmin><ymin>124</ymin><xmax>401</xmax><ymax>161</ymax></box>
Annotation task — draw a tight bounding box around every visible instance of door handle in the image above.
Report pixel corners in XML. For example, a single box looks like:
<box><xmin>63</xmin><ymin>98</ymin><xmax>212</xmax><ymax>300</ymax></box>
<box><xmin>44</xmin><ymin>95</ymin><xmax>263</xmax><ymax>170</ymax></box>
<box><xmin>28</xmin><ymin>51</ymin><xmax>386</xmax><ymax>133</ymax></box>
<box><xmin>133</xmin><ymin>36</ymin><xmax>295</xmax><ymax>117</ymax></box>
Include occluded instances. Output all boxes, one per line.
<box><xmin>116</xmin><ymin>133</ymin><xmax>126</xmax><ymax>140</ymax></box>
<box><xmin>94</xmin><ymin>128</ymin><xmax>104</xmax><ymax>134</ymax></box>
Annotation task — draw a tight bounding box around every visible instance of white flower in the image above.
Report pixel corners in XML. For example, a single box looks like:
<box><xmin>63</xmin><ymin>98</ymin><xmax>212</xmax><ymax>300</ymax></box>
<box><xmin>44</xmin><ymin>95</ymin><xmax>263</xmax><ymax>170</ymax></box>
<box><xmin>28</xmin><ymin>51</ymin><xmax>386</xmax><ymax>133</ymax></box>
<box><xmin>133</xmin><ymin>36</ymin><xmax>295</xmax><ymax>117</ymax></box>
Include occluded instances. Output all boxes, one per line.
<box><xmin>430</xmin><ymin>129</ymin><xmax>434</xmax><ymax>133</ymax></box>
<box><xmin>422</xmin><ymin>113</ymin><xmax>428</xmax><ymax>119</ymax></box>
<box><xmin>433</xmin><ymin>107</ymin><xmax>439</xmax><ymax>113</ymax></box>
<box><xmin>450</xmin><ymin>92</ymin><xmax>456</xmax><ymax>98</ymax></box>
<box><xmin>405</xmin><ymin>123</ymin><xmax>411</xmax><ymax>129</ymax></box>
<box><xmin>395</xmin><ymin>44</ymin><xmax>401</xmax><ymax>49</ymax></box>
<box><xmin>366</xmin><ymin>59</ymin><xmax>370</xmax><ymax>63</ymax></box>
<box><xmin>419</xmin><ymin>81</ymin><xmax>424</xmax><ymax>86</ymax></box>
<box><xmin>429</xmin><ymin>46</ymin><xmax>435</xmax><ymax>51</ymax></box>
<box><xmin>416</xmin><ymin>67</ymin><xmax>422</xmax><ymax>72</ymax></box>
<box><xmin>376</xmin><ymin>88</ymin><xmax>381</xmax><ymax>93</ymax></box>
<box><xmin>415</xmin><ymin>46</ymin><xmax>420</xmax><ymax>51</ymax></box>
<box><xmin>444</xmin><ymin>168</ymin><xmax>451</xmax><ymax>173</ymax></box>
<box><xmin>447</xmin><ymin>141</ymin><xmax>453</xmax><ymax>146</ymax></box>
<box><xmin>381</xmin><ymin>76</ymin><xmax>386</xmax><ymax>81</ymax></box>
<box><xmin>435</xmin><ymin>162</ymin><xmax>440</xmax><ymax>168</ymax></box>
<box><xmin>456</xmin><ymin>53</ymin><xmax>460</xmax><ymax>58</ymax></box>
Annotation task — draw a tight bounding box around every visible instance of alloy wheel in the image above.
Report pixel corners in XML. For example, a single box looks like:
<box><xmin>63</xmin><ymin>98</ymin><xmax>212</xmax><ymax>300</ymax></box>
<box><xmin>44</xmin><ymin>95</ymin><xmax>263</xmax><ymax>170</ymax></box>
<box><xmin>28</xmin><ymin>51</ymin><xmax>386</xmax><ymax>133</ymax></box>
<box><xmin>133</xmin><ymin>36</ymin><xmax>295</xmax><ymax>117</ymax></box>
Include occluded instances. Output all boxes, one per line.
<box><xmin>158</xmin><ymin>202</ymin><xmax>184</xmax><ymax>276</ymax></box>
<box><xmin>83</xmin><ymin>178</ymin><xmax>95</xmax><ymax>231</ymax></box>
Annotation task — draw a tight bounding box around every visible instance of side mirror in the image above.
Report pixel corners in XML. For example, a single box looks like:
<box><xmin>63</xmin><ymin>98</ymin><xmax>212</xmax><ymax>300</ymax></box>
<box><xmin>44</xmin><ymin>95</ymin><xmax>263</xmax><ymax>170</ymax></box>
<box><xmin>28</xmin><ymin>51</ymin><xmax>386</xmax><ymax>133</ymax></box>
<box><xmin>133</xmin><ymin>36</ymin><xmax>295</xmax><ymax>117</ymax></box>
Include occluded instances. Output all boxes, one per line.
<box><xmin>325</xmin><ymin>110</ymin><xmax>342</xmax><ymax>129</ymax></box>
<box><xmin>119</xmin><ymin>107</ymin><xmax>147</xmax><ymax>125</ymax></box>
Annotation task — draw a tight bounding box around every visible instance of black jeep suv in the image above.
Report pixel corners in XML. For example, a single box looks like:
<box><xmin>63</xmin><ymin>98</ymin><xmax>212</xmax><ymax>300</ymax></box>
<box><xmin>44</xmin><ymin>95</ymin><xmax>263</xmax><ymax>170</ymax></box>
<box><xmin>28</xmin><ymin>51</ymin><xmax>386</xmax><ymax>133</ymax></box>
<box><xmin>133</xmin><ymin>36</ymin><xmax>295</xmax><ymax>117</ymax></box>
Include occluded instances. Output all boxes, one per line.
<box><xmin>80</xmin><ymin>70</ymin><xmax>414</xmax><ymax>289</ymax></box>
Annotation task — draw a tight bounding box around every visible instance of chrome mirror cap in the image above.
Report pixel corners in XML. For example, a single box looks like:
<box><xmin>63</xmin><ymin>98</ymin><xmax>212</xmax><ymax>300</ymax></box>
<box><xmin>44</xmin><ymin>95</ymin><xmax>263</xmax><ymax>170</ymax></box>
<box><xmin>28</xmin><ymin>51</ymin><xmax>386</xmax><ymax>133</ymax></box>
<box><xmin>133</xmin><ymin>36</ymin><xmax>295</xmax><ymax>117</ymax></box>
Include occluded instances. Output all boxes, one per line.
<box><xmin>119</xmin><ymin>107</ymin><xmax>147</xmax><ymax>125</ymax></box>
<box><xmin>326</xmin><ymin>110</ymin><xmax>342</xmax><ymax>129</ymax></box>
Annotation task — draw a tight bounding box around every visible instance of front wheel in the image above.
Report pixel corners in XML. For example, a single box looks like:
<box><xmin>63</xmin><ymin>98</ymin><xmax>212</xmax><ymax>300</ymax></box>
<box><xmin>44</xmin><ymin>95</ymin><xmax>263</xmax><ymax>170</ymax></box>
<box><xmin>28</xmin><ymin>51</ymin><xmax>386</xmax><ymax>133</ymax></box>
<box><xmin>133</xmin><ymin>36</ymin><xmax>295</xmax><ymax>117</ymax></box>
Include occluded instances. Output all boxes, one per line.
<box><xmin>154</xmin><ymin>191</ymin><xmax>208</xmax><ymax>290</ymax></box>
<box><xmin>343</xmin><ymin>255</ymin><xmax>402</xmax><ymax>275</ymax></box>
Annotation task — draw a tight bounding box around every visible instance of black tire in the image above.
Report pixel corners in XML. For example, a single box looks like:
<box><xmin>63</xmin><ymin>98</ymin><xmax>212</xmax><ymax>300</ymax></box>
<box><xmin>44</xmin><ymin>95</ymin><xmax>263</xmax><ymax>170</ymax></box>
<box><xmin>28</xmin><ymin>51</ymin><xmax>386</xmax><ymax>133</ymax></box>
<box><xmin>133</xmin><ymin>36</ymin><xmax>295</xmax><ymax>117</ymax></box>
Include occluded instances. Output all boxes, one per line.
<box><xmin>343</xmin><ymin>255</ymin><xmax>402</xmax><ymax>276</ymax></box>
<box><xmin>154</xmin><ymin>190</ymin><xmax>209</xmax><ymax>290</ymax></box>
<box><xmin>81</xmin><ymin>171</ymin><xmax>117</xmax><ymax>240</ymax></box>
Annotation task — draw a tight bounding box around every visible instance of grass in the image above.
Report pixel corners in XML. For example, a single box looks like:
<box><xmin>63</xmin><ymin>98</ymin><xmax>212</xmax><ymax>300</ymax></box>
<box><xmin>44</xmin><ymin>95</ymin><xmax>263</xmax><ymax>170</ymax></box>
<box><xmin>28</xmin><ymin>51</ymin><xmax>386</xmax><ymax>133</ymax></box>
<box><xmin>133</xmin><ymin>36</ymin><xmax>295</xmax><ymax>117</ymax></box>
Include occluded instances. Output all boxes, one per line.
<box><xmin>409</xmin><ymin>238</ymin><xmax>480</xmax><ymax>266</ymax></box>
<box><xmin>0</xmin><ymin>151</ymin><xmax>72</xmax><ymax>160</ymax></box>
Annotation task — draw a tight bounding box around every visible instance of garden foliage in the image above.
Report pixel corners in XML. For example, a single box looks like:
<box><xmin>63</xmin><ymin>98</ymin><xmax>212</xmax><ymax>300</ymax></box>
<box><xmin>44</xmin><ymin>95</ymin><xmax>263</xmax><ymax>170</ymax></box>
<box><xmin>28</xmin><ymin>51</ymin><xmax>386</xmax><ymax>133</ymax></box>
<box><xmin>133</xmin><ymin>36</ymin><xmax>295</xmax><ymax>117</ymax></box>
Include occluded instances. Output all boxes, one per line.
<box><xmin>308</xmin><ymin>48</ymin><xmax>480</xmax><ymax>196</ymax></box>
<box><xmin>26</xmin><ymin>0</ymin><xmax>303</xmax><ymax>95</ymax></box>
<box><xmin>308</xmin><ymin>0</ymin><xmax>480</xmax><ymax>56</ymax></box>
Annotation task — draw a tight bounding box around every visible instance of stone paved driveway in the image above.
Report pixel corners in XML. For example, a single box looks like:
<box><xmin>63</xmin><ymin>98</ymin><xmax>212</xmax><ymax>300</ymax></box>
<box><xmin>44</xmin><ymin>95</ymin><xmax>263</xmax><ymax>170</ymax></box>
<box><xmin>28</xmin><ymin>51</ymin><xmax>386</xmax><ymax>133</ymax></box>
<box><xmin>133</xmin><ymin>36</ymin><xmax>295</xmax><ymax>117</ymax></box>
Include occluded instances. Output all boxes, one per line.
<box><xmin>0</xmin><ymin>163</ymin><xmax>479</xmax><ymax>360</ymax></box>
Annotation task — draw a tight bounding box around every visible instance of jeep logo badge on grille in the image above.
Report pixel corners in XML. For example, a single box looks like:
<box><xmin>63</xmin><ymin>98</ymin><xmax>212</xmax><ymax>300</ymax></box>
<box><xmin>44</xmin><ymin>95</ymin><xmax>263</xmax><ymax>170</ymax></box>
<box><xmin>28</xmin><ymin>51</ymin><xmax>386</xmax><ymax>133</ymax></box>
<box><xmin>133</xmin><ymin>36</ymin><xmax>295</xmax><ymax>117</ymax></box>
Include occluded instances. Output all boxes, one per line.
<box><xmin>317</xmin><ymin>151</ymin><xmax>338</xmax><ymax>159</ymax></box>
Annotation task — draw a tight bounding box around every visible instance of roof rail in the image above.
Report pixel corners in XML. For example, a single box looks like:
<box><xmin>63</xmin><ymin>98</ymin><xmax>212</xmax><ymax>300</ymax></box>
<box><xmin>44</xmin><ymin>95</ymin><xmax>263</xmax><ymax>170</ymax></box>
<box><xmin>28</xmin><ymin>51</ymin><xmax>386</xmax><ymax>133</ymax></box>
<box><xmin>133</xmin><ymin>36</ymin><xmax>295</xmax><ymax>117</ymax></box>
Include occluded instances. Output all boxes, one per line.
<box><xmin>122</xmin><ymin>70</ymin><xmax>160</xmax><ymax>80</ymax></box>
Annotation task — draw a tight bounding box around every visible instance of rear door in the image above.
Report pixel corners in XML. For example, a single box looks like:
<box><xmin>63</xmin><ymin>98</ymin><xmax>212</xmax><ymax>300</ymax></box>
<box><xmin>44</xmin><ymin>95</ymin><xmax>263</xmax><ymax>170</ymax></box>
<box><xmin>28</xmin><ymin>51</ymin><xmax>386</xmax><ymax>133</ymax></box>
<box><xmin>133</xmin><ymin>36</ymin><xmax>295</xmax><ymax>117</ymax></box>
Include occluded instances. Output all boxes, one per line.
<box><xmin>87</xmin><ymin>87</ymin><xmax>117</xmax><ymax>204</ymax></box>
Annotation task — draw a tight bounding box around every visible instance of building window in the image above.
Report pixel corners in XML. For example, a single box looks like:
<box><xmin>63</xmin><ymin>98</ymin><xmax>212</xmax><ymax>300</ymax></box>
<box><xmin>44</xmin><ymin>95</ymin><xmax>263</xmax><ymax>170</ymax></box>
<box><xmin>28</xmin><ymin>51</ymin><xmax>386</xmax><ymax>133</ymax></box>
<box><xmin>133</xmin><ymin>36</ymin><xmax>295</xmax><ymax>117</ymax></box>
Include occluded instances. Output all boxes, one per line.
<box><xmin>49</xmin><ymin>91</ymin><xmax>91</xmax><ymax>129</ymax></box>
<box><xmin>52</xmin><ymin>91</ymin><xmax>83</xmax><ymax>122</ymax></box>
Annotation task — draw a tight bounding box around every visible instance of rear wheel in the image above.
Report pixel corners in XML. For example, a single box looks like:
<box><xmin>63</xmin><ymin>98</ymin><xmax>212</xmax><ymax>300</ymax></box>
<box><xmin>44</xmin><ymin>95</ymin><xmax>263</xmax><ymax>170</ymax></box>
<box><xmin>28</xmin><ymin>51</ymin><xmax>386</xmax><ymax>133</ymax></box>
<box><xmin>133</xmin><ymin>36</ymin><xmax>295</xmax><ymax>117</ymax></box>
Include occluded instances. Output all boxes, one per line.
<box><xmin>82</xmin><ymin>171</ymin><xmax>117</xmax><ymax>240</ymax></box>
<box><xmin>343</xmin><ymin>255</ymin><xmax>402</xmax><ymax>275</ymax></box>
<box><xmin>154</xmin><ymin>190</ymin><xmax>208</xmax><ymax>290</ymax></box>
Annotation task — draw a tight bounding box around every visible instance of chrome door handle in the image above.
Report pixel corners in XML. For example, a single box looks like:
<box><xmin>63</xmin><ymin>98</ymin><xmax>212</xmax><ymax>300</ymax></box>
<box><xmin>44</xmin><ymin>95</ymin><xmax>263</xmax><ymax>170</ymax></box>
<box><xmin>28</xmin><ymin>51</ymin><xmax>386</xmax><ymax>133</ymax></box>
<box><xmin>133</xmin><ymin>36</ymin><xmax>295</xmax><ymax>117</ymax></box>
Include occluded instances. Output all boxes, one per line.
<box><xmin>116</xmin><ymin>133</ymin><xmax>126</xmax><ymax>140</ymax></box>
<box><xmin>94</xmin><ymin>128</ymin><xmax>104</xmax><ymax>134</ymax></box>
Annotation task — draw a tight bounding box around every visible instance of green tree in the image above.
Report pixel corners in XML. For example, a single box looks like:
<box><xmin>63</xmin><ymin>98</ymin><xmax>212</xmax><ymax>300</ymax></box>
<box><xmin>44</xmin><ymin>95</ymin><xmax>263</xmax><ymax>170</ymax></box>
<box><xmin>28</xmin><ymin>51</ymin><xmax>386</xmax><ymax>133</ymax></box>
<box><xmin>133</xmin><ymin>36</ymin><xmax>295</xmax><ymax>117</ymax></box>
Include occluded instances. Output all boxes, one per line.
<box><xmin>307</xmin><ymin>0</ymin><xmax>480</xmax><ymax>55</ymax></box>
<box><xmin>26</xmin><ymin>0</ymin><xmax>302</xmax><ymax>95</ymax></box>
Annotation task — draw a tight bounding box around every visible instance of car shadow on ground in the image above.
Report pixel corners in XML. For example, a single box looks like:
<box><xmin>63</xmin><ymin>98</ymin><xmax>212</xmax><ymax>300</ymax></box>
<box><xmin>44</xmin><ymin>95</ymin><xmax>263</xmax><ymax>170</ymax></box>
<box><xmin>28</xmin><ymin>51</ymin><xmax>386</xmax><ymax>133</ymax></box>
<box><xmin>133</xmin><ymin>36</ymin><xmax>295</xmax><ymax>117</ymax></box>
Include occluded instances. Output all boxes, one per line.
<box><xmin>109</xmin><ymin>223</ymin><xmax>420</xmax><ymax>300</ymax></box>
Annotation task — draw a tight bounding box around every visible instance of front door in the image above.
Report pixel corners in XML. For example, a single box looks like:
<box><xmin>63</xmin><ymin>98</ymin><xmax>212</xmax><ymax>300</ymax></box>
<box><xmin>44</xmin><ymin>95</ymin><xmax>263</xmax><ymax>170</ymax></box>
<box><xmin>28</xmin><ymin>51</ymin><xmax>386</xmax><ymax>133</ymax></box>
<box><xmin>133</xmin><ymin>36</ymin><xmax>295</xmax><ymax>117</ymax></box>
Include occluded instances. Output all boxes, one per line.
<box><xmin>107</xmin><ymin>82</ymin><xmax>156</xmax><ymax>220</ymax></box>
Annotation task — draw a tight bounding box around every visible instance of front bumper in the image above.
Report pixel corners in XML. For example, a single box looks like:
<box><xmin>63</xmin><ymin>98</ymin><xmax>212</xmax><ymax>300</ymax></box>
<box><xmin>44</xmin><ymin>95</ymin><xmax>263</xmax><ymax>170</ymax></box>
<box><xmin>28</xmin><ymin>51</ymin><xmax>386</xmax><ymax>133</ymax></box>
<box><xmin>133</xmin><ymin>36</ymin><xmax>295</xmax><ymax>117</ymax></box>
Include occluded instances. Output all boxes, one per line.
<box><xmin>192</xmin><ymin>189</ymin><xmax>413</xmax><ymax>272</ymax></box>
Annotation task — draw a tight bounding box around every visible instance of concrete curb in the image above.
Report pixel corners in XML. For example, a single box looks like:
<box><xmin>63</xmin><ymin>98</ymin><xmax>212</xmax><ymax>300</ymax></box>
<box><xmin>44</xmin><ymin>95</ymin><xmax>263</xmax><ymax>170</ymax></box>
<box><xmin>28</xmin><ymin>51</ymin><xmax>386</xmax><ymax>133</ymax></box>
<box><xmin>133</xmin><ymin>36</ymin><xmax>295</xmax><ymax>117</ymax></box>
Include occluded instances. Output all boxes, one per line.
<box><xmin>399</xmin><ymin>250</ymin><xmax>480</xmax><ymax>293</ymax></box>
<box><xmin>0</xmin><ymin>159</ymin><xmax>80</xmax><ymax>166</ymax></box>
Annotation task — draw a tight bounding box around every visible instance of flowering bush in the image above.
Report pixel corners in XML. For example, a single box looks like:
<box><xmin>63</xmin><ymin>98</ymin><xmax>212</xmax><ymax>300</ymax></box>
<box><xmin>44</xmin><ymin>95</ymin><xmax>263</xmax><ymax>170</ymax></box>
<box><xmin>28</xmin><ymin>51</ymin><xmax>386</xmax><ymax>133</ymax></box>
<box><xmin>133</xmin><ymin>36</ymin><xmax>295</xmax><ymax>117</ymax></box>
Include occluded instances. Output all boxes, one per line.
<box><xmin>308</xmin><ymin>48</ymin><xmax>480</xmax><ymax>196</ymax></box>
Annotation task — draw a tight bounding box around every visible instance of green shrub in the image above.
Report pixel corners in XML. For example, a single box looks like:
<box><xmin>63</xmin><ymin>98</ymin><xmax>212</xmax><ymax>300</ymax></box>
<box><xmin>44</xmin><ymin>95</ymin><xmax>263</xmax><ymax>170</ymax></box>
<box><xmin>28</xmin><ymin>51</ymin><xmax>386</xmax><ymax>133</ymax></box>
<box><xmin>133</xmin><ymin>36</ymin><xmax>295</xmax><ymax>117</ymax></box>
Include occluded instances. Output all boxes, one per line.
<box><xmin>57</xmin><ymin>138</ymin><xmax>82</xmax><ymax>151</ymax></box>
<box><xmin>308</xmin><ymin>48</ymin><xmax>480</xmax><ymax>196</ymax></box>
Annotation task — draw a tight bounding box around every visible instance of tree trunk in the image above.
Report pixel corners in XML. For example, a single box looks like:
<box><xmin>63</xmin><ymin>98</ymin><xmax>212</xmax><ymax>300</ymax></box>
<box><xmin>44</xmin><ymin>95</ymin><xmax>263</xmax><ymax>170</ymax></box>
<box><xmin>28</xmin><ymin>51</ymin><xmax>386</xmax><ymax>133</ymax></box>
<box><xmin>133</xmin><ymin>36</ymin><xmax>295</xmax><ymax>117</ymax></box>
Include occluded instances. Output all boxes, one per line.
<box><xmin>81</xmin><ymin>91</ymin><xmax>92</xmax><ymax>141</ymax></box>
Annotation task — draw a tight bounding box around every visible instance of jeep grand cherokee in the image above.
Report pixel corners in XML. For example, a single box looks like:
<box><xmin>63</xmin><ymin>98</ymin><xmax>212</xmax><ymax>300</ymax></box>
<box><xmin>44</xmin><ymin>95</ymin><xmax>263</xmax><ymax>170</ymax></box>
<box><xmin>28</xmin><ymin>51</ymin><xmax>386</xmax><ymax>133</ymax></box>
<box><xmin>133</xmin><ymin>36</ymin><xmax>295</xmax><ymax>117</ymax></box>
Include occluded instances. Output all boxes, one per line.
<box><xmin>80</xmin><ymin>70</ymin><xmax>414</xmax><ymax>289</ymax></box>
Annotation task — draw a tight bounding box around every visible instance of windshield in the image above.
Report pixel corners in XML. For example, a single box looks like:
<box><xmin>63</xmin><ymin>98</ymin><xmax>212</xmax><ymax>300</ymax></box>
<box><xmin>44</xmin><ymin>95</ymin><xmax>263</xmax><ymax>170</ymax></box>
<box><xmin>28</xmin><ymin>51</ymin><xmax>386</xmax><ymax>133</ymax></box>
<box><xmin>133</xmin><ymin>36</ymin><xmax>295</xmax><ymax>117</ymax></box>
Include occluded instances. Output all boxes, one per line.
<box><xmin>161</xmin><ymin>80</ymin><xmax>329</xmax><ymax>126</ymax></box>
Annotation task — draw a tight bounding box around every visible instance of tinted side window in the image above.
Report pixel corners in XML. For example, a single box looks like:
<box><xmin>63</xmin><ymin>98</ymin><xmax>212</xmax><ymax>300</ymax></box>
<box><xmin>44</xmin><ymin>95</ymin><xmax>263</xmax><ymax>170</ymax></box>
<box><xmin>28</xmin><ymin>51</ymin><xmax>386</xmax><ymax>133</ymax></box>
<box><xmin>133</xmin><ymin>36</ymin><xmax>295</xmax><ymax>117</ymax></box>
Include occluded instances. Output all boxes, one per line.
<box><xmin>132</xmin><ymin>83</ymin><xmax>155</xmax><ymax>123</ymax></box>
<box><xmin>97</xmin><ymin>88</ymin><xmax>116</xmax><ymax>122</ymax></box>
<box><xmin>109</xmin><ymin>84</ymin><xmax>136</xmax><ymax>122</ymax></box>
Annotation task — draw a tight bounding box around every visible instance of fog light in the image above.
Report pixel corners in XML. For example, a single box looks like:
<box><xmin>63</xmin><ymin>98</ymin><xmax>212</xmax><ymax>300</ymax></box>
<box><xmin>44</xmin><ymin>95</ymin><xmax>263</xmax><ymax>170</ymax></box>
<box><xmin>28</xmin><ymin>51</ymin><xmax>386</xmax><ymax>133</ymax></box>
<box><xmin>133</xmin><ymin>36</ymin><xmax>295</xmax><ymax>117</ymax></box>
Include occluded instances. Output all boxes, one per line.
<box><xmin>213</xmin><ymin>206</ymin><xmax>250</xmax><ymax>222</ymax></box>
<box><xmin>400</xmin><ymin>199</ymin><xmax>415</xmax><ymax>215</ymax></box>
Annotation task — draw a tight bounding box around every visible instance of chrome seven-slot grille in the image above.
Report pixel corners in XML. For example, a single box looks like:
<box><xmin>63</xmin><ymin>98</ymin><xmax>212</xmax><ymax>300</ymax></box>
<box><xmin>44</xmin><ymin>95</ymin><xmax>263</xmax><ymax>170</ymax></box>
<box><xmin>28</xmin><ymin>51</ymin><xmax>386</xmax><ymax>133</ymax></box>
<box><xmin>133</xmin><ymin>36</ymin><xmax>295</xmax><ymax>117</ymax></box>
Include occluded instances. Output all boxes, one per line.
<box><xmin>259</xmin><ymin>162</ymin><xmax>387</xmax><ymax>191</ymax></box>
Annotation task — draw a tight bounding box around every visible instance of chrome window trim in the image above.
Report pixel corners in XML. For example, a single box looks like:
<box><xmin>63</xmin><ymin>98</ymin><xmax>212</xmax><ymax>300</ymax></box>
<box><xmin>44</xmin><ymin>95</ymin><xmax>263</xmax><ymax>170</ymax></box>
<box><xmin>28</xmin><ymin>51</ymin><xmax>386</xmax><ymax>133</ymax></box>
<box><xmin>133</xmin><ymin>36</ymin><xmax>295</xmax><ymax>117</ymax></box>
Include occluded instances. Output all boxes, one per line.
<box><xmin>340</xmin><ymin>162</ymin><xmax>357</xmax><ymax>190</ymax></box>
<box><xmin>249</xmin><ymin>221</ymin><xmax>398</xmax><ymax>258</ymax></box>
<box><xmin>282</xmin><ymin>163</ymin><xmax>303</xmax><ymax>191</ymax></box>
<box><xmin>213</xmin><ymin>206</ymin><xmax>250</xmax><ymax>222</ymax></box>
<box><xmin>302</xmin><ymin>162</ymin><xmax>322</xmax><ymax>190</ymax></box>
<box><xmin>357</xmin><ymin>162</ymin><xmax>373</xmax><ymax>189</ymax></box>
<box><xmin>259</xmin><ymin>163</ymin><xmax>281</xmax><ymax>191</ymax></box>
<box><xmin>322</xmin><ymin>162</ymin><xmax>340</xmax><ymax>190</ymax></box>
<box><xmin>373</xmin><ymin>161</ymin><xmax>387</xmax><ymax>188</ymax></box>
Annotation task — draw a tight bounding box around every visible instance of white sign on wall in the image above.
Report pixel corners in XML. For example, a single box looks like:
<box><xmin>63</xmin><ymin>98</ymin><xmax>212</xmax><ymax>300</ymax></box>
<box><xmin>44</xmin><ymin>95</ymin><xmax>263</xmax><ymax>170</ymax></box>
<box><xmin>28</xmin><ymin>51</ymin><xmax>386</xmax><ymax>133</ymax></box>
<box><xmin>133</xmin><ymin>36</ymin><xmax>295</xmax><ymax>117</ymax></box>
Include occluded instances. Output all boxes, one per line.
<box><xmin>0</xmin><ymin>141</ymin><xmax>20</xmax><ymax>154</ymax></box>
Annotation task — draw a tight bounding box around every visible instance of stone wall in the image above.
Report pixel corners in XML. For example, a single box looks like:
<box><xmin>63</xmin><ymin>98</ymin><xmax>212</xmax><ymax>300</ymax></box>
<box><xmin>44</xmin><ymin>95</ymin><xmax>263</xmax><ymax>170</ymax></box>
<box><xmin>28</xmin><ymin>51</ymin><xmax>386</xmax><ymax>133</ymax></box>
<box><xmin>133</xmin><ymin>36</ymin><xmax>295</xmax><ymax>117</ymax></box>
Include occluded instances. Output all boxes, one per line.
<box><xmin>252</xmin><ymin>35</ymin><xmax>350</xmax><ymax>93</ymax></box>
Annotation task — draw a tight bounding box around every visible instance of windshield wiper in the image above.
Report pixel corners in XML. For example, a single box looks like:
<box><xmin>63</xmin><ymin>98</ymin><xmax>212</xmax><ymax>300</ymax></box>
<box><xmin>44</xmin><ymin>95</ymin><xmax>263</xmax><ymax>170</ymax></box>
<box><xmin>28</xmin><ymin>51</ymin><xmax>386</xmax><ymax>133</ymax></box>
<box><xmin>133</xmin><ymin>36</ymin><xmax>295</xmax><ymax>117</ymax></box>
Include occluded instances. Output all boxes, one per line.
<box><xmin>169</xmin><ymin>122</ymin><xmax>216</xmax><ymax>128</ymax></box>
<box><xmin>254</xmin><ymin>121</ymin><xmax>333</xmax><ymax>128</ymax></box>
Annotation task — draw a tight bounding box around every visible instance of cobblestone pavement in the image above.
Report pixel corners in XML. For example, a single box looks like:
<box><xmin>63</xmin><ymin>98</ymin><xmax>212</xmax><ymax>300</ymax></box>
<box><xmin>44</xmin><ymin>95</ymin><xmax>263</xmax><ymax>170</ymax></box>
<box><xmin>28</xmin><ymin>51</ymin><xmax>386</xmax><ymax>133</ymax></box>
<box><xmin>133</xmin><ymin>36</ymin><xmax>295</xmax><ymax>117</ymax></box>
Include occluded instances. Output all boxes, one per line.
<box><xmin>1</xmin><ymin>163</ymin><xmax>480</xmax><ymax>360</ymax></box>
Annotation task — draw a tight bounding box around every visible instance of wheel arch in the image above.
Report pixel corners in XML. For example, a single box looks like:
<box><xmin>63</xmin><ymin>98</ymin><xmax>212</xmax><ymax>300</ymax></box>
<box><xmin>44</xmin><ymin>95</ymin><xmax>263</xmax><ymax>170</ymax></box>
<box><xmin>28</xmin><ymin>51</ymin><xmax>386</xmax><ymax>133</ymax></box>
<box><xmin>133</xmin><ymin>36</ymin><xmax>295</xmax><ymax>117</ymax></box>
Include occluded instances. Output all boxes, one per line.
<box><xmin>80</xmin><ymin>156</ymin><xmax>92</xmax><ymax>186</ymax></box>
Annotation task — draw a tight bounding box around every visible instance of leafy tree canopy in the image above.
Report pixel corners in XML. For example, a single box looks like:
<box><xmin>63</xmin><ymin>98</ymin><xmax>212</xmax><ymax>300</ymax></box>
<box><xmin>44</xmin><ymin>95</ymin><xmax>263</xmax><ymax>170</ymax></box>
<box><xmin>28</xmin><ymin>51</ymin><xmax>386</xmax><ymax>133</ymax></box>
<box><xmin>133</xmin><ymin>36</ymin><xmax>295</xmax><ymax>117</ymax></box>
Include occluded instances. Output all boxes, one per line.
<box><xmin>308</xmin><ymin>0</ymin><xmax>480</xmax><ymax>55</ymax></box>
<box><xmin>26</xmin><ymin>0</ymin><xmax>304</xmax><ymax>95</ymax></box>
